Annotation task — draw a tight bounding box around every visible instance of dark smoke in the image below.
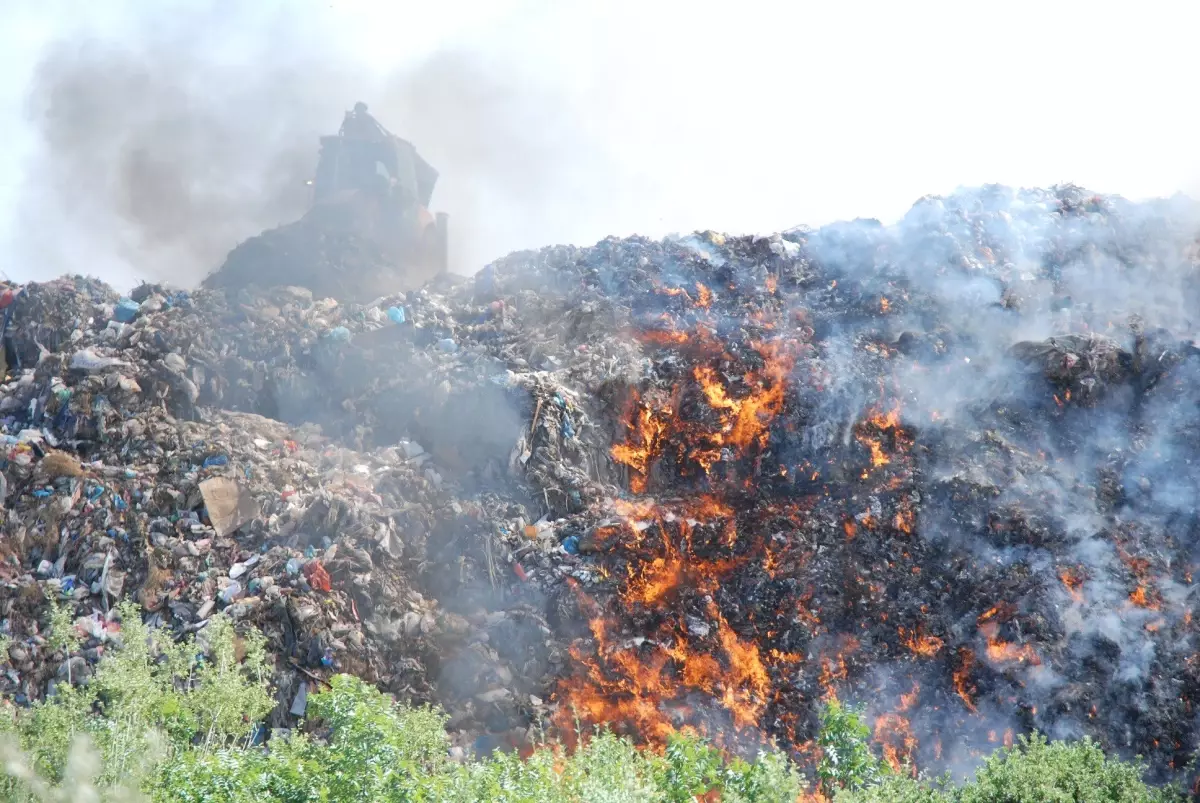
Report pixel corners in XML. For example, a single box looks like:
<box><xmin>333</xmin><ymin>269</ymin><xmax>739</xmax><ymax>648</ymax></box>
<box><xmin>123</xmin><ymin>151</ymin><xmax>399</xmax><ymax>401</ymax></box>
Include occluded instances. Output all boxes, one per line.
<box><xmin>15</xmin><ymin>4</ymin><xmax>607</xmax><ymax>288</ymax></box>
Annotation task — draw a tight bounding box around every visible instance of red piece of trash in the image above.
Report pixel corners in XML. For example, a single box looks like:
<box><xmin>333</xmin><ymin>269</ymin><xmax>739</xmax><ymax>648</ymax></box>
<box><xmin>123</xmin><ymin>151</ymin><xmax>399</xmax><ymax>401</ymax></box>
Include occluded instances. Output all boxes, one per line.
<box><xmin>513</xmin><ymin>563</ymin><xmax>527</xmax><ymax>582</ymax></box>
<box><xmin>0</xmin><ymin>289</ymin><xmax>14</xmax><ymax>310</ymax></box>
<box><xmin>304</xmin><ymin>560</ymin><xmax>332</xmax><ymax>592</ymax></box>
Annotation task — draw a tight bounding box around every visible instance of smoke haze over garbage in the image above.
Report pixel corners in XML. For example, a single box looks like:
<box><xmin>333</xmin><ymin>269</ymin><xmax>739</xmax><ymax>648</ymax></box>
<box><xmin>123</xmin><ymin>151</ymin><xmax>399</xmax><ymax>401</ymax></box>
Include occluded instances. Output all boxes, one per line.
<box><xmin>3</xmin><ymin>2</ymin><xmax>1200</xmax><ymax>789</ymax></box>
<box><xmin>2</xmin><ymin>0</ymin><xmax>1200</xmax><ymax>289</ymax></box>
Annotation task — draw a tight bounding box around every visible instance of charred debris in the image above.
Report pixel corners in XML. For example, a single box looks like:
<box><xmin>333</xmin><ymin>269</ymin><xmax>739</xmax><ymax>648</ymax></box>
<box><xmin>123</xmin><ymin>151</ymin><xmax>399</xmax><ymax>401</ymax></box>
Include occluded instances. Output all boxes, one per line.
<box><xmin>3</xmin><ymin>184</ymin><xmax>1200</xmax><ymax>780</ymax></box>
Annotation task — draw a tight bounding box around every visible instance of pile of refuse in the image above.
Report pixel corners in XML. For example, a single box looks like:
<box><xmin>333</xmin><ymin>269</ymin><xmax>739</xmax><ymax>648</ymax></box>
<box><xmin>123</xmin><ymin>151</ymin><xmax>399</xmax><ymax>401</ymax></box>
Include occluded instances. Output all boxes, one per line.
<box><xmin>5</xmin><ymin>184</ymin><xmax>1200</xmax><ymax>781</ymax></box>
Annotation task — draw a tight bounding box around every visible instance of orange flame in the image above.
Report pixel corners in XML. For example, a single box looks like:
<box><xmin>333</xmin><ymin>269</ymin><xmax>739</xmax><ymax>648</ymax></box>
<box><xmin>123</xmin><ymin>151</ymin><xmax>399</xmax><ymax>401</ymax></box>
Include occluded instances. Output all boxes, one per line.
<box><xmin>874</xmin><ymin>682</ymin><xmax>919</xmax><ymax>775</ymax></box>
<box><xmin>610</xmin><ymin>391</ymin><xmax>672</xmax><ymax>493</ymax></box>
<box><xmin>1130</xmin><ymin>585</ymin><xmax>1162</xmax><ymax>610</ymax></box>
<box><xmin>625</xmin><ymin>554</ymin><xmax>685</xmax><ymax>605</ymax></box>
<box><xmin>1059</xmin><ymin>566</ymin><xmax>1085</xmax><ymax>604</ymax></box>
<box><xmin>953</xmin><ymin>649</ymin><xmax>978</xmax><ymax>713</ymax></box>
<box><xmin>979</xmin><ymin>621</ymin><xmax>1041</xmax><ymax>666</ymax></box>
<box><xmin>893</xmin><ymin>506</ymin><xmax>915</xmax><ymax>534</ymax></box>
<box><xmin>899</xmin><ymin>626</ymin><xmax>944</xmax><ymax>657</ymax></box>
<box><xmin>854</xmin><ymin>404</ymin><xmax>907</xmax><ymax>471</ymax></box>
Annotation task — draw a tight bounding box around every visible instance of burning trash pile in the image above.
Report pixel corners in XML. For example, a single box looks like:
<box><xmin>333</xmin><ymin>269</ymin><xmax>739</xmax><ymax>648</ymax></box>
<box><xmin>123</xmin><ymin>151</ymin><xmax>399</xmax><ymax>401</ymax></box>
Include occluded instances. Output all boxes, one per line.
<box><xmin>4</xmin><ymin>183</ymin><xmax>1200</xmax><ymax>782</ymax></box>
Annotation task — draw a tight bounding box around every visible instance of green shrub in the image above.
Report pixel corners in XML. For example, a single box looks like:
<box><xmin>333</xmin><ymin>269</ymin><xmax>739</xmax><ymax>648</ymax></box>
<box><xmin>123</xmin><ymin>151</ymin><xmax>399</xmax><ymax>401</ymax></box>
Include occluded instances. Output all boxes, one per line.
<box><xmin>0</xmin><ymin>613</ymin><xmax>1189</xmax><ymax>803</ymax></box>
<box><xmin>816</xmin><ymin>698</ymin><xmax>885</xmax><ymax>795</ymax></box>
<box><xmin>960</xmin><ymin>733</ymin><xmax>1186</xmax><ymax>803</ymax></box>
<box><xmin>834</xmin><ymin>774</ymin><xmax>953</xmax><ymax>803</ymax></box>
<box><xmin>1</xmin><ymin>602</ymin><xmax>271</xmax><ymax>801</ymax></box>
<box><xmin>834</xmin><ymin>733</ymin><xmax>1187</xmax><ymax>803</ymax></box>
<box><xmin>155</xmin><ymin>682</ymin><xmax>802</xmax><ymax>803</ymax></box>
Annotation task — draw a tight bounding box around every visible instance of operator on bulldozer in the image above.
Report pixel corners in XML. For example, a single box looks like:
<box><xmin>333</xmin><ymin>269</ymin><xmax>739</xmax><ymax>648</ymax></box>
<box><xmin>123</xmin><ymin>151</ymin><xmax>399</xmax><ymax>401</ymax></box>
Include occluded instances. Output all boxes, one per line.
<box><xmin>342</xmin><ymin>101</ymin><xmax>387</xmax><ymax>139</ymax></box>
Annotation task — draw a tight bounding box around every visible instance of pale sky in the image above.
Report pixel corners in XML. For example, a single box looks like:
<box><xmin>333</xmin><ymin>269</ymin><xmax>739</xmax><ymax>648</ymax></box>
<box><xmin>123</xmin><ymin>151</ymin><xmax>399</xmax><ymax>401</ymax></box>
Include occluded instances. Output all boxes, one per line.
<box><xmin>1</xmin><ymin>0</ymin><xmax>1198</xmax><ymax>287</ymax></box>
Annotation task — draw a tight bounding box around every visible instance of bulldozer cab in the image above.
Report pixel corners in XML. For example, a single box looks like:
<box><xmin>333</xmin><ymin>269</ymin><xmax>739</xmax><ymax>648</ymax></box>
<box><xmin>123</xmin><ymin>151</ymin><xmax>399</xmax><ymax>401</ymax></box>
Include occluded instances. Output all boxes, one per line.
<box><xmin>303</xmin><ymin>103</ymin><xmax>449</xmax><ymax>285</ymax></box>
<box><xmin>312</xmin><ymin>105</ymin><xmax>438</xmax><ymax>211</ymax></box>
<box><xmin>313</xmin><ymin>136</ymin><xmax>405</xmax><ymax>205</ymax></box>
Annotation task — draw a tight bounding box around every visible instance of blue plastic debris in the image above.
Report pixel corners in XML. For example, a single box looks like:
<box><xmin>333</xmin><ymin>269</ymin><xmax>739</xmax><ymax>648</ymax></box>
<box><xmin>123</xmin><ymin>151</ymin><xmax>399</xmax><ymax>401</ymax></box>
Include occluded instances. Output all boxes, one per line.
<box><xmin>561</xmin><ymin>415</ymin><xmax>576</xmax><ymax>439</ymax></box>
<box><xmin>32</xmin><ymin>489</ymin><xmax>52</xmax><ymax>498</ymax></box>
<box><xmin>219</xmin><ymin>581</ymin><xmax>242</xmax><ymax>604</ymax></box>
<box><xmin>562</xmin><ymin>536</ymin><xmax>580</xmax><ymax>555</ymax></box>
<box><xmin>328</xmin><ymin>326</ymin><xmax>352</xmax><ymax>343</ymax></box>
<box><xmin>163</xmin><ymin>291</ymin><xmax>192</xmax><ymax>310</ymax></box>
<box><xmin>387</xmin><ymin>306</ymin><xmax>406</xmax><ymax>324</ymax></box>
<box><xmin>203</xmin><ymin>454</ymin><xmax>229</xmax><ymax>468</ymax></box>
<box><xmin>437</xmin><ymin>338</ymin><xmax>458</xmax><ymax>353</ymax></box>
<box><xmin>113</xmin><ymin>298</ymin><xmax>140</xmax><ymax>323</ymax></box>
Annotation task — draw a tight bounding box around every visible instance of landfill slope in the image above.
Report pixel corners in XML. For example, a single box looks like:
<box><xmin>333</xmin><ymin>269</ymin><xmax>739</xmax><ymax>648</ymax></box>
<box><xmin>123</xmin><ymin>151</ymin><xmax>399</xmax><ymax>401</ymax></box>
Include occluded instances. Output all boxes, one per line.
<box><xmin>4</xmin><ymin>184</ymin><xmax>1200</xmax><ymax>781</ymax></box>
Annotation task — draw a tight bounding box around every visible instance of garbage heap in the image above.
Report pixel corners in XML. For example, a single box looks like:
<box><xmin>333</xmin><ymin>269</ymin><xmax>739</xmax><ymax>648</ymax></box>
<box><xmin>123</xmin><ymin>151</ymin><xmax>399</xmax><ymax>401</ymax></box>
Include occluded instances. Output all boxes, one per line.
<box><xmin>4</xmin><ymin>184</ymin><xmax>1200</xmax><ymax>781</ymax></box>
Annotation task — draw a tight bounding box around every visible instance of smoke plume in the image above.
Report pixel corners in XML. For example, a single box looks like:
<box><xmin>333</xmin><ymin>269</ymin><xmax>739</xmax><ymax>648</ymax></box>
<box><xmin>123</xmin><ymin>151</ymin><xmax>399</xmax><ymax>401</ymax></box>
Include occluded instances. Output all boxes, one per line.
<box><xmin>13</xmin><ymin>3</ymin><xmax>608</xmax><ymax>288</ymax></box>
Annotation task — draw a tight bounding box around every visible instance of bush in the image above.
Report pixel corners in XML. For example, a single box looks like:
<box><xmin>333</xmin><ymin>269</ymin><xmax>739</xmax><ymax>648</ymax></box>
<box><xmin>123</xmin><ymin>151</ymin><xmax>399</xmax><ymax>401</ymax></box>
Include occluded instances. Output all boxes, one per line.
<box><xmin>960</xmin><ymin>734</ymin><xmax>1186</xmax><ymax>803</ymax></box>
<box><xmin>1</xmin><ymin>601</ymin><xmax>272</xmax><ymax>801</ymax></box>
<box><xmin>834</xmin><ymin>733</ymin><xmax>1188</xmax><ymax>803</ymax></box>
<box><xmin>816</xmin><ymin>698</ymin><xmax>886</xmax><ymax>795</ymax></box>
<box><xmin>0</xmin><ymin>614</ymin><xmax>1187</xmax><ymax>802</ymax></box>
<box><xmin>154</xmin><ymin>683</ymin><xmax>805</xmax><ymax>803</ymax></box>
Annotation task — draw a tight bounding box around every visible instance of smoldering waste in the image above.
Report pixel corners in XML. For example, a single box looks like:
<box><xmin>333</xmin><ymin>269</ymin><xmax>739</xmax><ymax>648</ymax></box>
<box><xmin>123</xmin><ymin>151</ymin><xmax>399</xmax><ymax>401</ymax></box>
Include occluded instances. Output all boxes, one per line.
<box><xmin>2</xmin><ymin>184</ymin><xmax>1200</xmax><ymax>781</ymax></box>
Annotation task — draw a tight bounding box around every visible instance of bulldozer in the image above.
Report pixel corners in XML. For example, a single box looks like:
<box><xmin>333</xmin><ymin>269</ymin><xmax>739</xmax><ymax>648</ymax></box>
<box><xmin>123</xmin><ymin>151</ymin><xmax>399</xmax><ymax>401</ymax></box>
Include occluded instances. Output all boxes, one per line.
<box><xmin>309</xmin><ymin>102</ymin><xmax>448</xmax><ymax>278</ymax></box>
<box><xmin>205</xmin><ymin>102</ymin><xmax>449</xmax><ymax>302</ymax></box>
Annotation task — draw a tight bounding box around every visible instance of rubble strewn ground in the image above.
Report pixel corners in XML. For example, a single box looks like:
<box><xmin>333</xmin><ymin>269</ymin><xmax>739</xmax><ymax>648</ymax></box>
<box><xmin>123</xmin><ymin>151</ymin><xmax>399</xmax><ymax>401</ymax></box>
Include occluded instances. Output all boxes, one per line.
<box><xmin>4</xmin><ymin>184</ymin><xmax>1200</xmax><ymax>783</ymax></box>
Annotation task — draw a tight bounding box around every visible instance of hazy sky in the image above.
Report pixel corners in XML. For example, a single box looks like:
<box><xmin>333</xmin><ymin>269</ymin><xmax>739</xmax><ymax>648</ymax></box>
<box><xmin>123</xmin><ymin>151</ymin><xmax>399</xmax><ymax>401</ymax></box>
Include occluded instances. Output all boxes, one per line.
<box><xmin>1</xmin><ymin>0</ymin><xmax>1198</xmax><ymax>288</ymax></box>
